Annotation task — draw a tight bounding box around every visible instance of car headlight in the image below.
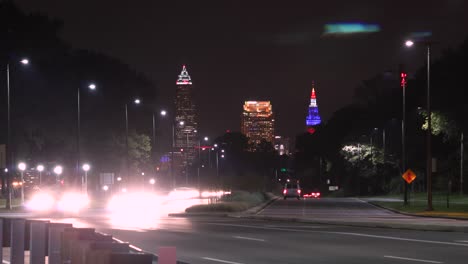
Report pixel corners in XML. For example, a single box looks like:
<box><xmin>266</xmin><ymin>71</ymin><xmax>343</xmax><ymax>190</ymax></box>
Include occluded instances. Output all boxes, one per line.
<box><xmin>58</xmin><ymin>192</ymin><xmax>89</xmax><ymax>213</ymax></box>
<box><xmin>26</xmin><ymin>193</ymin><xmax>55</xmax><ymax>212</ymax></box>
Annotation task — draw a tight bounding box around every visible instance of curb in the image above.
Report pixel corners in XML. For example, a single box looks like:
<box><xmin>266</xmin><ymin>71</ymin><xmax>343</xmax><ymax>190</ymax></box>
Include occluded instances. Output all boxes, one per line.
<box><xmin>241</xmin><ymin>193</ymin><xmax>279</xmax><ymax>215</ymax></box>
<box><xmin>168</xmin><ymin>212</ymin><xmax>229</xmax><ymax>217</ymax></box>
<box><xmin>238</xmin><ymin>215</ymin><xmax>468</xmax><ymax>233</ymax></box>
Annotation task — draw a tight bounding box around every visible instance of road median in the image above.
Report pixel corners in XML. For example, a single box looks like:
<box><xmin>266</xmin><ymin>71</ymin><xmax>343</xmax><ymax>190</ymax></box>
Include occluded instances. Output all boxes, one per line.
<box><xmin>169</xmin><ymin>192</ymin><xmax>277</xmax><ymax>217</ymax></box>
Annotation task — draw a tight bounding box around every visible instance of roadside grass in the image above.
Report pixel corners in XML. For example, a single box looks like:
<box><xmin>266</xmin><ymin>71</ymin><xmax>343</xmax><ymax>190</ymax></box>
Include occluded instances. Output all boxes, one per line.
<box><xmin>369</xmin><ymin>192</ymin><xmax>468</xmax><ymax>218</ymax></box>
<box><xmin>185</xmin><ymin>191</ymin><xmax>266</xmax><ymax>213</ymax></box>
<box><xmin>0</xmin><ymin>198</ymin><xmax>25</xmax><ymax>211</ymax></box>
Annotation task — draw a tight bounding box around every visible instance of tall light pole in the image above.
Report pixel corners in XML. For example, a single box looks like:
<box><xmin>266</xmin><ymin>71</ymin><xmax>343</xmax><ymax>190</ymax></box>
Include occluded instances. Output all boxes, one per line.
<box><xmin>5</xmin><ymin>58</ymin><xmax>29</xmax><ymax>209</ymax></box>
<box><xmin>82</xmin><ymin>163</ymin><xmax>90</xmax><ymax>196</ymax></box>
<box><xmin>461</xmin><ymin>132</ymin><xmax>464</xmax><ymax>195</ymax></box>
<box><xmin>152</xmin><ymin>109</ymin><xmax>167</xmax><ymax>178</ymax></box>
<box><xmin>400</xmin><ymin>65</ymin><xmax>408</xmax><ymax>205</ymax></box>
<box><xmin>77</xmin><ymin>83</ymin><xmax>96</xmax><ymax>184</ymax></box>
<box><xmin>18</xmin><ymin>162</ymin><xmax>26</xmax><ymax>205</ymax></box>
<box><xmin>198</xmin><ymin>136</ymin><xmax>209</xmax><ymax>193</ymax></box>
<box><xmin>172</xmin><ymin>120</ymin><xmax>184</xmax><ymax>188</ymax></box>
<box><xmin>36</xmin><ymin>165</ymin><xmax>44</xmax><ymax>185</ymax></box>
<box><xmin>124</xmin><ymin>98</ymin><xmax>141</xmax><ymax>182</ymax></box>
<box><xmin>406</xmin><ymin>39</ymin><xmax>433</xmax><ymax>211</ymax></box>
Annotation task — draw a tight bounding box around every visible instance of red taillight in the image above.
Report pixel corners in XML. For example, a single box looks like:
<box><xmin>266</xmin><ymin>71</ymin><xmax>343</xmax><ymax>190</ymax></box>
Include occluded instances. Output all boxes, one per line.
<box><xmin>283</xmin><ymin>189</ymin><xmax>287</xmax><ymax>194</ymax></box>
<box><xmin>317</xmin><ymin>192</ymin><xmax>321</xmax><ymax>197</ymax></box>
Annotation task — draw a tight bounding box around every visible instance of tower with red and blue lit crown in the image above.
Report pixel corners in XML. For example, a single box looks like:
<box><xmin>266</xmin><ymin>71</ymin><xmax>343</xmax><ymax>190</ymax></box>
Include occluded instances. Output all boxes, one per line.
<box><xmin>306</xmin><ymin>82</ymin><xmax>322</xmax><ymax>134</ymax></box>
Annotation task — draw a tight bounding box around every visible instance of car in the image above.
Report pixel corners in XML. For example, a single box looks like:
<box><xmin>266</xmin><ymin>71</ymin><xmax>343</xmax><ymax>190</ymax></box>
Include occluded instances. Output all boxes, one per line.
<box><xmin>283</xmin><ymin>182</ymin><xmax>301</xmax><ymax>200</ymax></box>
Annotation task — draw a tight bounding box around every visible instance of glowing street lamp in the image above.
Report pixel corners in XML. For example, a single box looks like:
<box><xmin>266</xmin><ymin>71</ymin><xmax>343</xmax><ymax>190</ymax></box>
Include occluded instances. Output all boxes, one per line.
<box><xmin>160</xmin><ymin>110</ymin><xmax>167</xmax><ymax>116</ymax></box>
<box><xmin>405</xmin><ymin>40</ymin><xmax>414</xmax><ymax>47</ymax></box>
<box><xmin>82</xmin><ymin>163</ymin><xmax>90</xmax><ymax>195</ymax></box>
<box><xmin>37</xmin><ymin>164</ymin><xmax>44</xmax><ymax>185</ymax></box>
<box><xmin>18</xmin><ymin>162</ymin><xmax>26</xmax><ymax>204</ymax></box>
<box><xmin>102</xmin><ymin>185</ymin><xmax>109</xmax><ymax>191</ymax></box>
<box><xmin>54</xmin><ymin>165</ymin><xmax>63</xmax><ymax>184</ymax></box>
<box><xmin>149</xmin><ymin>178</ymin><xmax>156</xmax><ymax>185</ymax></box>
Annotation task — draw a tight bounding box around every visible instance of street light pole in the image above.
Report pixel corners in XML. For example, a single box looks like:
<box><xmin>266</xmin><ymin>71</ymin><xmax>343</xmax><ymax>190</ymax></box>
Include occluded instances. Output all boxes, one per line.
<box><xmin>171</xmin><ymin>122</ymin><xmax>175</xmax><ymax>188</ymax></box>
<box><xmin>405</xmin><ymin>40</ymin><xmax>433</xmax><ymax>211</ymax></box>
<box><xmin>77</xmin><ymin>87</ymin><xmax>81</xmax><ymax>182</ymax></box>
<box><xmin>461</xmin><ymin>132</ymin><xmax>464</xmax><ymax>195</ymax></box>
<box><xmin>125</xmin><ymin>103</ymin><xmax>129</xmax><ymax>181</ymax></box>
<box><xmin>426</xmin><ymin>43</ymin><xmax>433</xmax><ymax>211</ymax></box>
<box><xmin>5</xmin><ymin>59</ymin><xmax>28</xmax><ymax>210</ymax></box>
<box><xmin>401</xmin><ymin>65</ymin><xmax>408</xmax><ymax>205</ymax></box>
<box><xmin>6</xmin><ymin>63</ymin><xmax>12</xmax><ymax>209</ymax></box>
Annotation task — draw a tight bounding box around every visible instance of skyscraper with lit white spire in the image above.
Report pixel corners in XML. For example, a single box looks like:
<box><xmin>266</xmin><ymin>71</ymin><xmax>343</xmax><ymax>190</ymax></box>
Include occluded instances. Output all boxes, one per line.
<box><xmin>175</xmin><ymin>65</ymin><xmax>198</xmax><ymax>165</ymax></box>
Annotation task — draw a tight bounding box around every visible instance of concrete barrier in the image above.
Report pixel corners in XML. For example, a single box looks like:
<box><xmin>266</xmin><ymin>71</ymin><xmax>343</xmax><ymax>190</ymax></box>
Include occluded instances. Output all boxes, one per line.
<box><xmin>48</xmin><ymin>222</ymin><xmax>73</xmax><ymax>264</ymax></box>
<box><xmin>1</xmin><ymin>217</ymin><xmax>158</xmax><ymax>264</ymax></box>
<box><xmin>30</xmin><ymin>221</ymin><xmax>47</xmax><ymax>264</ymax></box>
<box><xmin>10</xmin><ymin>218</ymin><xmax>26</xmax><ymax>264</ymax></box>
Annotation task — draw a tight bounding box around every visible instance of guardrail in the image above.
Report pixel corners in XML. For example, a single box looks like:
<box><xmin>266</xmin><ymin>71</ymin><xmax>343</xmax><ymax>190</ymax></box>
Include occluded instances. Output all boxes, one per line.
<box><xmin>1</xmin><ymin>217</ymin><xmax>155</xmax><ymax>264</ymax></box>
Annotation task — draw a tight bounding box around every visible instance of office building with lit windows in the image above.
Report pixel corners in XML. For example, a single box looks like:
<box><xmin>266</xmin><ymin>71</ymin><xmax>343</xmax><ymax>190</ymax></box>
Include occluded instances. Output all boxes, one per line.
<box><xmin>241</xmin><ymin>101</ymin><xmax>275</xmax><ymax>148</ymax></box>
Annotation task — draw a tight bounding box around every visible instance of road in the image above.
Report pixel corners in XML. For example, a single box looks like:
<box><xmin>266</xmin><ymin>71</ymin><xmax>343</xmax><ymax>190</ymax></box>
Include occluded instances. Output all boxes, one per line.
<box><xmin>4</xmin><ymin>197</ymin><xmax>468</xmax><ymax>263</ymax></box>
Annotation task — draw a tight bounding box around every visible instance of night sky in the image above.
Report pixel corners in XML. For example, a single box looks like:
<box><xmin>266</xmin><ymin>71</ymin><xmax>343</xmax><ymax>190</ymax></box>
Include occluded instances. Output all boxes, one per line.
<box><xmin>15</xmin><ymin>0</ymin><xmax>468</xmax><ymax>140</ymax></box>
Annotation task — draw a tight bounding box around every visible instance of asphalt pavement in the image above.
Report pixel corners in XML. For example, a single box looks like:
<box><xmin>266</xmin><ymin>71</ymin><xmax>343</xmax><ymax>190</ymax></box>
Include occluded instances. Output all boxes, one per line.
<box><xmin>2</xmin><ymin>197</ymin><xmax>468</xmax><ymax>263</ymax></box>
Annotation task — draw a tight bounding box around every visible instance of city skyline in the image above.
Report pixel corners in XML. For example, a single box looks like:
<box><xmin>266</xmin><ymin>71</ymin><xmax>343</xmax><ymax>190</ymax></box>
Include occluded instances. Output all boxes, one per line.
<box><xmin>14</xmin><ymin>0</ymin><xmax>468</xmax><ymax>139</ymax></box>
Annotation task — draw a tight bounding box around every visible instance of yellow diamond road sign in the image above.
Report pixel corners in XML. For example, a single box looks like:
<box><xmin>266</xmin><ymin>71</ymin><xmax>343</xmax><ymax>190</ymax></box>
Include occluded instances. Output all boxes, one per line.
<box><xmin>402</xmin><ymin>169</ymin><xmax>416</xmax><ymax>184</ymax></box>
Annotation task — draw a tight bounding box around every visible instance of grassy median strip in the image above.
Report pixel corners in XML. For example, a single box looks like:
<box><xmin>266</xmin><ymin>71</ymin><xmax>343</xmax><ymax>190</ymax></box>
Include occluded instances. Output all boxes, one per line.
<box><xmin>371</xmin><ymin>194</ymin><xmax>468</xmax><ymax>219</ymax></box>
<box><xmin>186</xmin><ymin>191</ymin><xmax>266</xmax><ymax>213</ymax></box>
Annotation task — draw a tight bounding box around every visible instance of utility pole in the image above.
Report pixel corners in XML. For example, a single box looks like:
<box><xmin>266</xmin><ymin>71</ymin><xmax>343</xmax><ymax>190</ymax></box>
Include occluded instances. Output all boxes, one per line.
<box><xmin>461</xmin><ymin>132</ymin><xmax>464</xmax><ymax>195</ymax></box>
<box><xmin>401</xmin><ymin>65</ymin><xmax>408</xmax><ymax>205</ymax></box>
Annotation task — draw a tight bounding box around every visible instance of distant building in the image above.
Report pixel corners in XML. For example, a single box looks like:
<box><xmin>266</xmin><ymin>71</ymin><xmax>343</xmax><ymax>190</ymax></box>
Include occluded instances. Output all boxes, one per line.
<box><xmin>241</xmin><ymin>101</ymin><xmax>275</xmax><ymax>148</ymax></box>
<box><xmin>174</xmin><ymin>65</ymin><xmax>198</xmax><ymax>165</ymax></box>
<box><xmin>274</xmin><ymin>136</ymin><xmax>290</xmax><ymax>156</ymax></box>
<box><xmin>305</xmin><ymin>81</ymin><xmax>322</xmax><ymax>134</ymax></box>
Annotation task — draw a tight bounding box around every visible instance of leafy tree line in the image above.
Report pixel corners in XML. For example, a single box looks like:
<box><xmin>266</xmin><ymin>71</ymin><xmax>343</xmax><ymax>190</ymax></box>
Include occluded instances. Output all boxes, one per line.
<box><xmin>0</xmin><ymin>2</ymin><xmax>155</xmax><ymax>184</ymax></box>
<box><xmin>295</xmin><ymin>36</ymin><xmax>468</xmax><ymax>196</ymax></box>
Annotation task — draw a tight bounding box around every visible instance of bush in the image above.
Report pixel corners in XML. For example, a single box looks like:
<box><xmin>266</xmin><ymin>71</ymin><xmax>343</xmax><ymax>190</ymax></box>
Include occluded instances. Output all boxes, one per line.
<box><xmin>185</xmin><ymin>191</ymin><xmax>266</xmax><ymax>213</ymax></box>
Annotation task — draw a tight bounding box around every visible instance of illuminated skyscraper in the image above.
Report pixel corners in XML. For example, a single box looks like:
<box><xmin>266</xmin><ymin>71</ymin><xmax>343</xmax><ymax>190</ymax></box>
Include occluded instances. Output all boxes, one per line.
<box><xmin>241</xmin><ymin>101</ymin><xmax>275</xmax><ymax>147</ymax></box>
<box><xmin>175</xmin><ymin>65</ymin><xmax>198</xmax><ymax>165</ymax></box>
<box><xmin>306</xmin><ymin>82</ymin><xmax>322</xmax><ymax>134</ymax></box>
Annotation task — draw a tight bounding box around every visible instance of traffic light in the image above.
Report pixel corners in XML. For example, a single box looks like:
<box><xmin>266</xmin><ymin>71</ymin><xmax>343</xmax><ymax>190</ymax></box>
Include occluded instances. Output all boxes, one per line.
<box><xmin>400</xmin><ymin>72</ymin><xmax>407</xmax><ymax>88</ymax></box>
<box><xmin>280</xmin><ymin>168</ymin><xmax>287</xmax><ymax>172</ymax></box>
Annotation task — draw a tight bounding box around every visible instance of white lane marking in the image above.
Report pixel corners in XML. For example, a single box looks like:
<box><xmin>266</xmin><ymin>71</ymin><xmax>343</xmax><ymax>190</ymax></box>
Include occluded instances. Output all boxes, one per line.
<box><xmin>206</xmin><ymin>223</ymin><xmax>468</xmax><ymax>247</ymax></box>
<box><xmin>454</xmin><ymin>240</ymin><xmax>468</xmax><ymax>243</ymax></box>
<box><xmin>384</xmin><ymin>255</ymin><xmax>443</xmax><ymax>263</ymax></box>
<box><xmin>203</xmin><ymin>257</ymin><xmax>245</xmax><ymax>264</ymax></box>
<box><xmin>233</xmin><ymin>236</ymin><xmax>266</xmax><ymax>242</ymax></box>
<box><xmin>3</xmin><ymin>261</ymin><xmax>11</xmax><ymax>264</ymax></box>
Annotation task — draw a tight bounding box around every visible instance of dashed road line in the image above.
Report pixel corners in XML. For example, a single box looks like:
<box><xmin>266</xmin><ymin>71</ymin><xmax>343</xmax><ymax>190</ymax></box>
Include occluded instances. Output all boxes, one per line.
<box><xmin>202</xmin><ymin>257</ymin><xmax>245</xmax><ymax>264</ymax></box>
<box><xmin>384</xmin><ymin>255</ymin><xmax>443</xmax><ymax>263</ymax></box>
